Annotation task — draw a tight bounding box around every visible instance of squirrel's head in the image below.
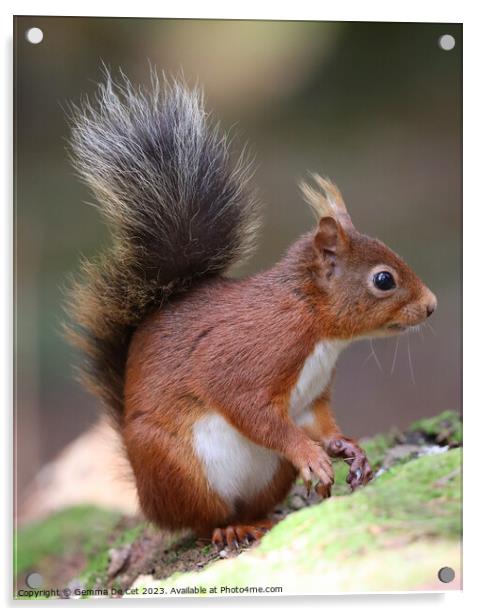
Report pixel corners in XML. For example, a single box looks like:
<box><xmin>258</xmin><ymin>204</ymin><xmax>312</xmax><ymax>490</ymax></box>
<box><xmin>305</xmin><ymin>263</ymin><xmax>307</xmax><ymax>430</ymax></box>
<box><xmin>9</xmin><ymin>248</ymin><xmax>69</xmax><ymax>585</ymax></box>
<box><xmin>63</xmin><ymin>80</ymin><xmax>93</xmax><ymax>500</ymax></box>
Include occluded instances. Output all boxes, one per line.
<box><xmin>301</xmin><ymin>175</ymin><xmax>437</xmax><ymax>339</ymax></box>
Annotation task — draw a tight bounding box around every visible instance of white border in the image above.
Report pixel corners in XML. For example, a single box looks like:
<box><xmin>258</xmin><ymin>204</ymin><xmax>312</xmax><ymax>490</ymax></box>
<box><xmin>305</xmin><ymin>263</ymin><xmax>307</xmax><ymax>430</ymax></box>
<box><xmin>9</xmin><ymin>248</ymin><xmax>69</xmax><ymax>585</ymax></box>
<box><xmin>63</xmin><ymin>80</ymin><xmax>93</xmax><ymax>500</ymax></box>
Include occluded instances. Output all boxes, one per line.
<box><xmin>2</xmin><ymin>1</ymin><xmax>477</xmax><ymax>613</ymax></box>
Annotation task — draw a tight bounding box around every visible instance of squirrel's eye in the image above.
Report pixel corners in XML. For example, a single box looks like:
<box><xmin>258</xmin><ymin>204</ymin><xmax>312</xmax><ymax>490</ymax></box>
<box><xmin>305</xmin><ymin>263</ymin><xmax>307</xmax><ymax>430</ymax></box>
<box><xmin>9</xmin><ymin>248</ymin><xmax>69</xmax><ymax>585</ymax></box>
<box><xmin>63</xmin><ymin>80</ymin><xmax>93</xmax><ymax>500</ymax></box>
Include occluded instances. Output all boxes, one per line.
<box><xmin>373</xmin><ymin>271</ymin><xmax>396</xmax><ymax>291</ymax></box>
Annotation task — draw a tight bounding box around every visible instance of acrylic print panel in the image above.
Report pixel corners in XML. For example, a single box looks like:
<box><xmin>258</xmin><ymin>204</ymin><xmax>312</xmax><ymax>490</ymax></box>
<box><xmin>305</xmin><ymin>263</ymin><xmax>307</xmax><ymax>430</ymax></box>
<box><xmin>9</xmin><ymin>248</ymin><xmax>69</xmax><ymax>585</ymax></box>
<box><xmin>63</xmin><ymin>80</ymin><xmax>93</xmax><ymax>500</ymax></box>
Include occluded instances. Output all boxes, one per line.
<box><xmin>14</xmin><ymin>17</ymin><xmax>462</xmax><ymax>598</ymax></box>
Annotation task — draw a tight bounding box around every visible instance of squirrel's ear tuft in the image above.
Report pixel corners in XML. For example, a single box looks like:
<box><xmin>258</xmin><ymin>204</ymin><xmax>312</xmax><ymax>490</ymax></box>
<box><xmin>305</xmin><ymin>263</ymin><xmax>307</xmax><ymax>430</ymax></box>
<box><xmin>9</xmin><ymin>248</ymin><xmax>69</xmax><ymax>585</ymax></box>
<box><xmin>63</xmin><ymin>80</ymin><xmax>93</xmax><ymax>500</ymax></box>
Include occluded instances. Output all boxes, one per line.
<box><xmin>300</xmin><ymin>173</ymin><xmax>353</xmax><ymax>230</ymax></box>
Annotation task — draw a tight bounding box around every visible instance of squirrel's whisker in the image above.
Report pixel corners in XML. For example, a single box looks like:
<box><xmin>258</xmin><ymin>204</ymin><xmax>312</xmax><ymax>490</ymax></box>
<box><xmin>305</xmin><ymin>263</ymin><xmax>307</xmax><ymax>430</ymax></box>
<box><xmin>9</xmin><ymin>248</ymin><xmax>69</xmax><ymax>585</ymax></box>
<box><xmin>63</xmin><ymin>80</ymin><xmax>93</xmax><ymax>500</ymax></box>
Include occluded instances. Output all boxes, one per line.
<box><xmin>390</xmin><ymin>336</ymin><xmax>400</xmax><ymax>375</ymax></box>
<box><xmin>370</xmin><ymin>339</ymin><xmax>383</xmax><ymax>374</ymax></box>
<box><xmin>407</xmin><ymin>336</ymin><xmax>416</xmax><ymax>385</ymax></box>
<box><xmin>417</xmin><ymin>325</ymin><xmax>425</xmax><ymax>342</ymax></box>
<box><xmin>362</xmin><ymin>348</ymin><xmax>375</xmax><ymax>367</ymax></box>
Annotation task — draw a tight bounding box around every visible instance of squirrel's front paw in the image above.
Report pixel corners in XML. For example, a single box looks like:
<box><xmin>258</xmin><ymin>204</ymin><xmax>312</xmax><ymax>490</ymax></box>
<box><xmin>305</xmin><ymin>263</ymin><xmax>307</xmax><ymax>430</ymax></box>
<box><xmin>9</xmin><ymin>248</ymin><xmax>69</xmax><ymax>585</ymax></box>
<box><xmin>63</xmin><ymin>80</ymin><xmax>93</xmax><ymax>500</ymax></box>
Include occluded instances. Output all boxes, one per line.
<box><xmin>327</xmin><ymin>436</ymin><xmax>373</xmax><ymax>490</ymax></box>
<box><xmin>292</xmin><ymin>441</ymin><xmax>334</xmax><ymax>497</ymax></box>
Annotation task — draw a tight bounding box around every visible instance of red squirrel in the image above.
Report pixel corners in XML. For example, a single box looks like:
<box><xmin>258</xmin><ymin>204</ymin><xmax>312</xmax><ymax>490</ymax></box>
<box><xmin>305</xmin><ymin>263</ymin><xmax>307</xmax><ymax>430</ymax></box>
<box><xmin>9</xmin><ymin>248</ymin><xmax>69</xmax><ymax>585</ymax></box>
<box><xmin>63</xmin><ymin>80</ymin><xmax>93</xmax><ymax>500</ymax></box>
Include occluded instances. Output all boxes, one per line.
<box><xmin>66</xmin><ymin>71</ymin><xmax>437</xmax><ymax>548</ymax></box>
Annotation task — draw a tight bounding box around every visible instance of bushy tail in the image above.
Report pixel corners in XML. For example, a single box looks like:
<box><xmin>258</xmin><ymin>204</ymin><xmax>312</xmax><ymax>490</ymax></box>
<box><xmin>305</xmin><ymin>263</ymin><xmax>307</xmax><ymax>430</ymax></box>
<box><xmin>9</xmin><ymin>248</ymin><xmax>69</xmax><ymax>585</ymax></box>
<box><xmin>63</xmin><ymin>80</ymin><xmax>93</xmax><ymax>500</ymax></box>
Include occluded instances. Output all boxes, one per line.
<box><xmin>65</xmin><ymin>70</ymin><xmax>261</xmax><ymax>426</ymax></box>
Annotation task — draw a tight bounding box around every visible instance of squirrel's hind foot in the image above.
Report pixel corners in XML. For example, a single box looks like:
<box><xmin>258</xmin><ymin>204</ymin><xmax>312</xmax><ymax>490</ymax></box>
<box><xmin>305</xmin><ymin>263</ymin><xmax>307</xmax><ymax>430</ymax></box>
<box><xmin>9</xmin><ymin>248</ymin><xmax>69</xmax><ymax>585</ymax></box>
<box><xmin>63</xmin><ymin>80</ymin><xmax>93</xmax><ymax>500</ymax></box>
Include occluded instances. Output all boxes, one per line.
<box><xmin>211</xmin><ymin>519</ymin><xmax>275</xmax><ymax>550</ymax></box>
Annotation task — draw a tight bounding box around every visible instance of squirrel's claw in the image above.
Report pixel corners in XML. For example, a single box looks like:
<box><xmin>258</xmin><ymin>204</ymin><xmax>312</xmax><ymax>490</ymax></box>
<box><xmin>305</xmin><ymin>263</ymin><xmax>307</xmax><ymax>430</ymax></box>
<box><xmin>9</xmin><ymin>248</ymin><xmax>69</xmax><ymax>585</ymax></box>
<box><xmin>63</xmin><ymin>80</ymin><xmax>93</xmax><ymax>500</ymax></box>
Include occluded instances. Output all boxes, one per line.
<box><xmin>300</xmin><ymin>459</ymin><xmax>334</xmax><ymax>498</ymax></box>
<box><xmin>300</xmin><ymin>466</ymin><xmax>313</xmax><ymax>495</ymax></box>
<box><xmin>315</xmin><ymin>481</ymin><xmax>332</xmax><ymax>499</ymax></box>
<box><xmin>347</xmin><ymin>456</ymin><xmax>373</xmax><ymax>490</ymax></box>
<box><xmin>211</xmin><ymin>521</ymin><xmax>275</xmax><ymax>550</ymax></box>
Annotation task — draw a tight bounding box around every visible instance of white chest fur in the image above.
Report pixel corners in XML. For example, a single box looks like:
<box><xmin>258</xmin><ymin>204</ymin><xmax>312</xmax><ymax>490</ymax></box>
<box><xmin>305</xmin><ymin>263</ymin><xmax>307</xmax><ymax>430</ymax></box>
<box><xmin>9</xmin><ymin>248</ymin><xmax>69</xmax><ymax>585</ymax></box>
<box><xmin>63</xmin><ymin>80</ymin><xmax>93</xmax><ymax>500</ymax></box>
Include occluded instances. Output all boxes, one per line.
<box><xmin>289</xmin><ymin>340</ymin><xmax>346</xmax><ymax>422</ymax></box>
<box><xmin>192</xmin><ymin>341</ymin><xmax>345</xmax><ymax>507</ymax></box>
<box><xmin>192</xmin><ymin>413</ymin><xmax>280</xmax><ymax>509</ymax></box>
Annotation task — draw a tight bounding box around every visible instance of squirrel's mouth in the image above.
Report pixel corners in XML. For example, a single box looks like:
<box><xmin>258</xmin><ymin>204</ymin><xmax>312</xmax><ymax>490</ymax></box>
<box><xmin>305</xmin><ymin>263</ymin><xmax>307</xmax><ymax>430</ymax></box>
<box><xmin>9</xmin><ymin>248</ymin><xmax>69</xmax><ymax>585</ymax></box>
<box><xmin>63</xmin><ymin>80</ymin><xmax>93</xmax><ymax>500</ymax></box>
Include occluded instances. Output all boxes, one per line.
<box><xmin>386</xmin><ymin>323</ymin><xmax>409</xmax><ymax>333</ymax></box>
<box><xmin>386</xmin><ymin>322</ymin><xmax>424</xmax><ymax>334</ymax></box>
<box><xmin>371</xmin><ymin>323</ymin><xmax>410</xmax><ymax>338</ymax></box>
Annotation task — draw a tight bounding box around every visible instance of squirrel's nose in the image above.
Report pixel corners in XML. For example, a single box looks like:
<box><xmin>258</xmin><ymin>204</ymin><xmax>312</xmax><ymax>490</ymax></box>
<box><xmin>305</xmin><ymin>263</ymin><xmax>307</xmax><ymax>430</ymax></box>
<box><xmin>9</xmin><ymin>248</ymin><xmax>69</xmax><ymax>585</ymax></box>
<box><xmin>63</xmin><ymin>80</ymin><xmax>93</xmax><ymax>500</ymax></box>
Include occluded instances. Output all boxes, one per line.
<box><xmin>424</xmin><ymin>290</ymin><xmax>437</xmax><ymax>318</ymax></box>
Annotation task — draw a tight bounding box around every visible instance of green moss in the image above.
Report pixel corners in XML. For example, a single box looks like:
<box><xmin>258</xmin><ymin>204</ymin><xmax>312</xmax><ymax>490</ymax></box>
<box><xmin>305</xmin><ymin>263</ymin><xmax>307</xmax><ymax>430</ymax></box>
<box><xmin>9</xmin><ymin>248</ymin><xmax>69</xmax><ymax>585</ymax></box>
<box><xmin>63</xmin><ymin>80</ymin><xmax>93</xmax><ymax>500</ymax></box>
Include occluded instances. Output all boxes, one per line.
<box><xmin>409</xmin><ymin>409</ymin><xmax>462</xmax><ymax>445</ymax></box>
<box><xmin>80</xmin><ymin>522</ymin><xmax>147</xmax><ymax>591</ymax></box>
<box><xmin>15</xmin><ymin>506</ymin><xmax>148</xmax><ymax>598</ymax></box>
<box><xmin>15</xmin><ymin>506</ymin><xmax>122</xmax><ymax>579</ymax></box>
<box><xmin>132</xmin><ymin>448</ymin><xmax>461</xmax><ymax>594</ymax></box>
<box><xmin>261</xmin><ymin>448</ymin><xmax>461</xmax><ymax>557</ymax></box>
<box><xmin>360</xmin><ymin>432</ymin><xmax>397</xmax><ymax>469</ymax></box>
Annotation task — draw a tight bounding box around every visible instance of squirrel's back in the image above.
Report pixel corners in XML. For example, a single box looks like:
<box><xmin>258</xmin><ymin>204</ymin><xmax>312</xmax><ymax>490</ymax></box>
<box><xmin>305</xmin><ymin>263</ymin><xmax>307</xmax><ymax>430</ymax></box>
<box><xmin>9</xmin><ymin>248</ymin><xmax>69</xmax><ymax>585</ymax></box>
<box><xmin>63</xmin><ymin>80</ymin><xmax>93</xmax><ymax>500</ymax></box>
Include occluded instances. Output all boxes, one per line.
<box><xmin>65</xmin><ymin>70</ymin><xmax>261</xmax><ymax>426</ymax></box>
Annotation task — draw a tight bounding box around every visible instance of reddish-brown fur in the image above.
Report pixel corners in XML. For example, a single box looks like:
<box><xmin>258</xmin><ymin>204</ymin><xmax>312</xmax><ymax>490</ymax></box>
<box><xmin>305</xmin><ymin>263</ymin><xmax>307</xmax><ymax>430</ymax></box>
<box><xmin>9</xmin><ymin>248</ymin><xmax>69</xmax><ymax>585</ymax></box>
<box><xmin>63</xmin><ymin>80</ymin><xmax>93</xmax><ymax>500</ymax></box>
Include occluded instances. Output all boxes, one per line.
<box><xmin>124</xmin><ymin>220</ymin><xmax>436</xmax><ymax>541</ymax></box>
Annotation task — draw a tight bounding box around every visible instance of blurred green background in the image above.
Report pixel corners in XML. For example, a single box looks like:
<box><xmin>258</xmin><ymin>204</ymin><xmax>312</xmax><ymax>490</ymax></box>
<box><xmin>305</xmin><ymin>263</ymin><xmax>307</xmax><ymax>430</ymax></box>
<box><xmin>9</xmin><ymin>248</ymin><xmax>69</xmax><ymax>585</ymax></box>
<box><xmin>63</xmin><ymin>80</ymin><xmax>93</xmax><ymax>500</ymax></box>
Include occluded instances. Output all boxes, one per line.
<box><xmin>14</xmin><ymin>17</ymin><xmax>461</xmax><ymax>501</ymax></box>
